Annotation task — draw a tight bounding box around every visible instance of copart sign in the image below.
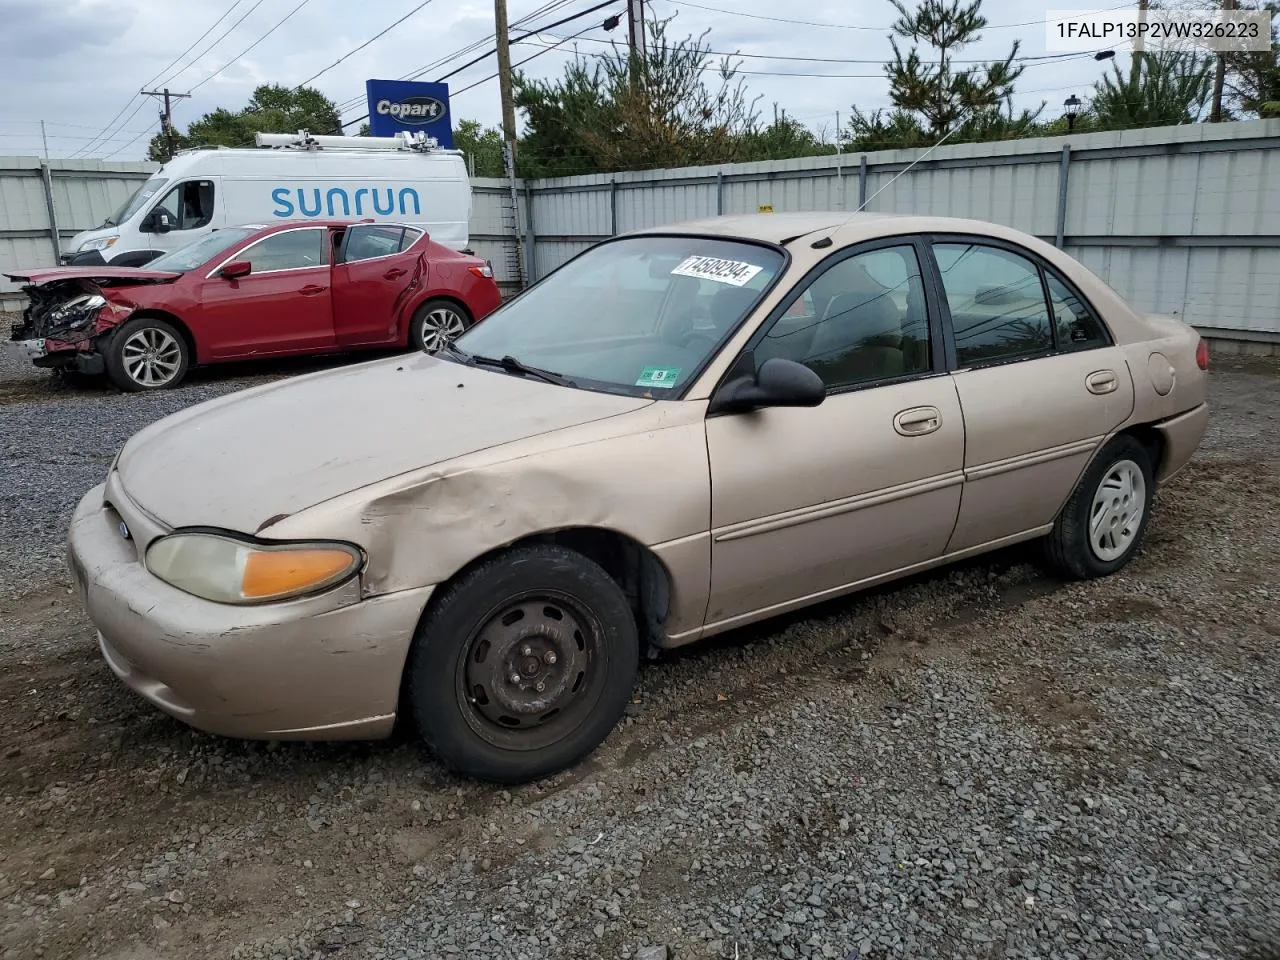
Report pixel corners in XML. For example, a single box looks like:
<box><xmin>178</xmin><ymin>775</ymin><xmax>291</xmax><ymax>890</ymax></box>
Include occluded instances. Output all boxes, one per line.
<box><xmin>365</xmin><ymin>78</ymin><xmax>454</xmax><ymax>148</ymax></box>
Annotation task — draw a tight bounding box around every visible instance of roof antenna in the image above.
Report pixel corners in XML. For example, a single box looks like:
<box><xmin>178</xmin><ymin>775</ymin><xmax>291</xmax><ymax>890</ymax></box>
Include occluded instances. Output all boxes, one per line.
<box><xmin>809</xmin><ymin>117</ymin><xmax>968</xmax><ymax>249</ymax></box>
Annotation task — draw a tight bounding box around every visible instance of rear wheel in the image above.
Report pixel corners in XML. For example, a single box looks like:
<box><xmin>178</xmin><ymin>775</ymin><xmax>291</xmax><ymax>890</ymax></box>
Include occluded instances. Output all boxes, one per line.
<box><xmin>1040</xmin><ymin>434</ymin><xmax>1155</xmax><ymax>579</ymax></box>
<box><xmin>104</xmin><ymin>316</ymin><xmax>189</xmax><ymax>391</ymax></box>
<box><xmin>405</xmin><ymin>545</ymin><xmax>638</xmax><ymax>783</ymax></box>
<box><xmin>409</xmin><ymin>299</ymin><xmax>470</xmax><ymax>354</ymax></box>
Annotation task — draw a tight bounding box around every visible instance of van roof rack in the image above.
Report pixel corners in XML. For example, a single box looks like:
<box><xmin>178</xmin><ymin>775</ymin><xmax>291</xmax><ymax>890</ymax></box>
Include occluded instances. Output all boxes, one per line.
<box><xmin>253</xmin><ymin>129</ymin><xmax>443</xmax><ymax>153</ymax></box>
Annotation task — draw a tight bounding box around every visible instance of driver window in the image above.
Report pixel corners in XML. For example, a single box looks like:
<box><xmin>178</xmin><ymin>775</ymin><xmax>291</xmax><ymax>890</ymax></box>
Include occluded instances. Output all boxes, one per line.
<box><xmin>237</xmin><ymin>229</ymin><xmax>325</xmax><ymax>273</ymax></box>
<box><xmin>153</xmin><ymin>180</ymin><xmax>214</xmax><ymax>231</ymax></box>
<box><xmin>755</xmin><ymin>244</ymin><xmax>932</xmax><ymax>390</ymax></box>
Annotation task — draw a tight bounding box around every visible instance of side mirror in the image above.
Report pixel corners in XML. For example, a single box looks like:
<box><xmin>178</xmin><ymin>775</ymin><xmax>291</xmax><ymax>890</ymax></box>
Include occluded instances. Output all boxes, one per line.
<box><xmin>708</xmin><ymin>356</ymin><xmax>825</xmax><ymax>415</ymax></box>
<box><xmin>143</xmin><ymin>210</ymin><xmax>171</xmax><ymax>234</ymax></box>
<box><xmin>219</xmin><ymin>260</ymin><xmax>252</xmax><ymax>280</ymax></box>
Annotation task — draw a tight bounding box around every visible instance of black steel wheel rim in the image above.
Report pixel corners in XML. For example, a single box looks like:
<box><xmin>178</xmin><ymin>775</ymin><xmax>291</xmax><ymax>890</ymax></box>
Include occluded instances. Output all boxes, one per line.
<box><xmin>456</xmin><ymin>590</ymin><xmax>605</xmax><ymax>750</ymax></box>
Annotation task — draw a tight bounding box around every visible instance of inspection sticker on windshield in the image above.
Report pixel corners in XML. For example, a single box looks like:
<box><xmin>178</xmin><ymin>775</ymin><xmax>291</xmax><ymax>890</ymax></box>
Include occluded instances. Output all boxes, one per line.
<box><xmin>670</xmin><ymin>255</ymin><xmax>763</xmax><ymax>287</ymax></box>
<box><xmin>636</xmin><ymin>366</ymin><xmax>681</xmax><ymax>389</ymax></box>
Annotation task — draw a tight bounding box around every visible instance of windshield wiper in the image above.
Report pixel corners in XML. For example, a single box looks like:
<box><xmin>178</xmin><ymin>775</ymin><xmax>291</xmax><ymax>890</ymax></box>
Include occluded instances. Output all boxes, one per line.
<box><xmin>466</xmin><ymin>352</ymin><xmax>577</xmax><ymax>388</ymax></box>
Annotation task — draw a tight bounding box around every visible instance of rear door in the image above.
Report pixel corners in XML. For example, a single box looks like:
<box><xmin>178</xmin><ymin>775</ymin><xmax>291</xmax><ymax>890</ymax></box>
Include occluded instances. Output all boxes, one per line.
<box><xmin>927</xmin><ymin>237</ymin><xmax>1135</xmax><ymax>552</ymax></box>
<box><xmin>195</xmin><ymin>227</ymin><xmax>336</xmax><ymax>360</ymax></box>
<box><xmin>331</xmin><ymin>224</ymin><xmax>424</xmax><ymax>347</ymax></box>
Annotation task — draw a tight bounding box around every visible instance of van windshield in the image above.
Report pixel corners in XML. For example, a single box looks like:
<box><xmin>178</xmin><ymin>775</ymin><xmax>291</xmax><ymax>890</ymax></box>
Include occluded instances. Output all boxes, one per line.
<box><xmin>149</xmin><ymin>228</ymin><xmax>258</xmax><ymax>273</ymax></box>
<box><xmin>105</xmin><ymin>178</ymin><xmax>169</xmax><ymax>227</ymax></box>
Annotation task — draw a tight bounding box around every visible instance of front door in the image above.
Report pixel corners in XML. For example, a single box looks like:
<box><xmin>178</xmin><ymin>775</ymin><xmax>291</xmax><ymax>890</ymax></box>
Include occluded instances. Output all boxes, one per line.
<box><xmin>196</xmin><ymin>227</ymin><xmax>336</xmax><ymax>360</ymax></box>
<box><xmin>704</xmin><ymin>239</ymin><xmax>966</xmax><ymax>629</ymax></box>
<box><xmin>928</xmin><ymin>239</ymin><xmax>1136</xmax><ymax>552</ymax></box>
<box><xmin>332</xmin><ymin>224</ymin><xmax>425</xmax><ymax>347</ymax></box>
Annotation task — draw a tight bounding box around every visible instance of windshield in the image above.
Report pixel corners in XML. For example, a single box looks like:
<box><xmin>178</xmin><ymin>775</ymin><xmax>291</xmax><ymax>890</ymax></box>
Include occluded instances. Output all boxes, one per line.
<box><xmin>148</xmin><ymin>228</ymin><xmax>258</xmax><ymax>273</ymax></box>
<box><xmin>106</xmin><ymin>178</ymin><xmax>169</xmax><ymax>227</ymax></box>
<box><xmin>453</xmin><ymin>236</ymin><xmax>785</xmax><ymax>396</ymax></box>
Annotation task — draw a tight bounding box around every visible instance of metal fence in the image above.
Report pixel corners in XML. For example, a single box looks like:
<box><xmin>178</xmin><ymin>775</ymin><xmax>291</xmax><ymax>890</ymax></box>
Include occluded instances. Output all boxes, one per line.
<box><xmin>476</xmin><ymin>118</ymin><xmax>1280</xmax><ymax>346</ymax></box>
<box><xmin>0</xmin><ymin>157</ymin><xmax>158</xmax><ymax>301</ymax></box>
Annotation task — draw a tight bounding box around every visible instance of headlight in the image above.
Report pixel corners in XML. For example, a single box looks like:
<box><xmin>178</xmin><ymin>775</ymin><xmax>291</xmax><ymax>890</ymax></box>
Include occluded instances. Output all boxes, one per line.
<box><xmin>81</xmin><ymin>237</ymin><xmax>119</xmax><ymax>252</ymax></box>
<box><xmin>145</xmin><ymin>532</ymin><xmax>363</xmax><ymax>605</ymax></box>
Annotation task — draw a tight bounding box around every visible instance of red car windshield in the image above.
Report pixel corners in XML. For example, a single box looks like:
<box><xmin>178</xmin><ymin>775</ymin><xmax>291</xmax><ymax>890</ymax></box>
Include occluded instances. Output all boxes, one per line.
<box><xmin>149</xmin><ymin>228</ymin><xmax>259</xmax><ymax>273</ymax></box>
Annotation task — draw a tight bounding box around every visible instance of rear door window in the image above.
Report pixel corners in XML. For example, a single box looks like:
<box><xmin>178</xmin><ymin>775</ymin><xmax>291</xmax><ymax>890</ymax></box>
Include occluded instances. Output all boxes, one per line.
<box><xmin>342</xmin><ymin>225</ymin><xmax>406</xmax><ymax>263</ymax></box>
<box><xmin>933</xmin><ymin>242</ymin><xmax>1054</xmax><ymax>366</ymax></box>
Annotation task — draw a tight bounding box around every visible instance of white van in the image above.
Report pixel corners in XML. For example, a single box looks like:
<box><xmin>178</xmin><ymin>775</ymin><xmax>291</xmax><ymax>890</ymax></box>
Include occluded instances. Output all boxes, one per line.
<box><xmin>63</xmin><ymin>131</ymin><xmax>471</xmax><ymax>267</ymax></box>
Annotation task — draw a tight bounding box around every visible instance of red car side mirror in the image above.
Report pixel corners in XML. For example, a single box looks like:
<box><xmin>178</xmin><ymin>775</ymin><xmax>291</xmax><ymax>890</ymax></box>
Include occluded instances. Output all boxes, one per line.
<box><xmin>220</xmin><ymin>260</ymin><xmax>252</xmax><ymax>280</ymax></box>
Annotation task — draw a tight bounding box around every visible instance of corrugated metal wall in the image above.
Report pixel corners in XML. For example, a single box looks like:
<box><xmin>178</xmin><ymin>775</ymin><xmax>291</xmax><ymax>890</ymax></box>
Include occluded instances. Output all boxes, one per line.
<box><xmin>0</xmin><ymin>158</ymin><xmax>157</xmax><ymax>299</ymax></box>
<box><xmin>475</xmin><ymin>118</ymin><xmax>1280</xmax><ymax>341</ymax></box>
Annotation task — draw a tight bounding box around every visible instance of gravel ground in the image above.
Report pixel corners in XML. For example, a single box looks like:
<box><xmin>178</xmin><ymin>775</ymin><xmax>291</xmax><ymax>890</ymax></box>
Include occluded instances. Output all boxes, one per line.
<box><xmin>1</xmin><ymin>343</ymin><xmax>1278</xmax><ymax>960</ymax></box>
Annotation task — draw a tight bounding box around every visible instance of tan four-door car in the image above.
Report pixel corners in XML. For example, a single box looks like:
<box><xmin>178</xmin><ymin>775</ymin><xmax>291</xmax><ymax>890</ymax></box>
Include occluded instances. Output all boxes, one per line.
<box><xmin>67</xmin><ymin>212</ymin><xmax>1209</xmax><ymax>783</ymax></box>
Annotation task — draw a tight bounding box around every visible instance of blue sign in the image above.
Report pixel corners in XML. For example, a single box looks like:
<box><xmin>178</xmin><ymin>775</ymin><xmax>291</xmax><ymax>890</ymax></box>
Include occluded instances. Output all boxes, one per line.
<box><xmin>366</xmin><ymin>79</ymin><xmax>453</xmax><ymax>148</ymax></box>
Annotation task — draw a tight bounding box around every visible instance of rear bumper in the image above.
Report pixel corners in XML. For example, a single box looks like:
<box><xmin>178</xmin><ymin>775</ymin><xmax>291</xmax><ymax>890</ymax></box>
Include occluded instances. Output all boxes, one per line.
<box><xmin>1153</xmin><ymin>402</ymin><xmax>1209</xmax><ymax>483</ymax></box>
<box><xmin>69</xmin><ymin>485</ymin><xmax>431</xmax><ymax>740</ymax></box>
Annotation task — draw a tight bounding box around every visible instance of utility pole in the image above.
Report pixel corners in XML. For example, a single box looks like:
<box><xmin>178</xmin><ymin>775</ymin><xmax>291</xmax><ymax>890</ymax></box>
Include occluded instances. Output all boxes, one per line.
<box><xmin>1129</xmin><ymin>0</ymin><xmax>1149</xmax><ymax>87</ymax></box>
<box><xmin>1210</xmin><ymin>0</ymin><xmax>1236</xmax><ymax>122</ymax></box>
<box><xmin>493</xmin><ymin>0</ymin><xmax>526</xmax><ymax>288</ymax></box>
<box><xmin>627</xmin><ymin>0</ymin><xmax>645</xmax><ymax>62</ymax></box>
<box><xmin>141</xmin><ymin>87</ymin><xmax>191</xmax><ymax>161</ymax></box>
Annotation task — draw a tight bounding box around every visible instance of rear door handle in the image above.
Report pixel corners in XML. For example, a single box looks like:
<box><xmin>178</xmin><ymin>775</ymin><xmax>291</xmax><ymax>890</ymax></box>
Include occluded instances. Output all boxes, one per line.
<box><xmin>894</xmin><ymin>406</ymin><xmax>942</xmax><ymax>437</ymax></box>
<box><xmin>1086</xmin><ymin>369</ymin><xmax>1119</xmax><ymax>394</ymax></box>
<box><xmin>383</xmin><ymin>268</ymin><xmax>407</xmax><ymax>280</ymax></box>
<box><xmin>299</xmin><ymin>284</ymin><xmax>327</xmax><ymax>297</ymax></box>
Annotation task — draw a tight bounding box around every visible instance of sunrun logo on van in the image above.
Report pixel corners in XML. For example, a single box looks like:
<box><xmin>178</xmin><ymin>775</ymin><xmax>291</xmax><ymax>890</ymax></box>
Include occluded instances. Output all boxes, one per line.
<box><xmin>270</xmin><ymin>186</ymin><xmax>421</xmax><ymax>219</ymax></box>
<box><xmin>376</xmin><ymin>96</ymin><xmax>446</xmax><ymax>125</ymax></box>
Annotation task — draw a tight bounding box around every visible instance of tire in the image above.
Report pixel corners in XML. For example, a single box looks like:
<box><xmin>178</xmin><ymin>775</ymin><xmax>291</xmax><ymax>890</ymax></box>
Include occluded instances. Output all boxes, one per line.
<box><xmin>1040</xmin><ymin>434</ymin><xmax>1155</xmax><ymax>580</ymax></box>
<box><xmin>405</xmin><ymin>545</ymin><xmax>639</xmax><ymax>783</ymax></box>
<box><xmin>104</xmin><ymin>316</ymin><xmax>190</xmax><ymax>391</ymax></box>
<box><xmin>409</xmin><ymin>299</ymin><xmax>470</xmax><ymax>354</ymax></box>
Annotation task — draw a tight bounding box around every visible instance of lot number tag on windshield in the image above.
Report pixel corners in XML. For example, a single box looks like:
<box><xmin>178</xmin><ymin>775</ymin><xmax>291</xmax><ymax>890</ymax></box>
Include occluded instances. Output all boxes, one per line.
<box><xmin>671</xmin><ymin>255</ymin><xmax>763</xmax><ymax>287</ymax></box>
<box><xmin>636</xmin><ymin>367</ymin><xmax>681</xmax><ymax>389</ymax></box>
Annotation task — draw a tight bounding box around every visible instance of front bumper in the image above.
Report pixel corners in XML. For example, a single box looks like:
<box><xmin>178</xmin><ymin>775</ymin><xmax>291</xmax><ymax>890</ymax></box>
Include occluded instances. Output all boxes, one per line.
<box><xmin>68</xmin><ymin>484</ymin><xmax>432</xmax><ymax>740</ymax></box>
<box><xmin>1</xmin><ymin>338</ymin><xmax>46</xmax><ymax>363</ymax></box>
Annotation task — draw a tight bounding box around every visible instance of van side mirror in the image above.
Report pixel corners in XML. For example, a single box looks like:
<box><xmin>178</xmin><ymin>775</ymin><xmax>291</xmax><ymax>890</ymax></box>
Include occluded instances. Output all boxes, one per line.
<box><xmin>219</xmin><ymin>260</ymin><xmax>252</xmax><ymax>280</ymax></box>
<box><xmin>143</xmin><ymin>210</ymin><xmax>171</xmax><ymax>234</ymax></box>
<box><xmin>708</xmin><ymin>356</ymin><xmax>826</xmax><ymax>415</ymax></box>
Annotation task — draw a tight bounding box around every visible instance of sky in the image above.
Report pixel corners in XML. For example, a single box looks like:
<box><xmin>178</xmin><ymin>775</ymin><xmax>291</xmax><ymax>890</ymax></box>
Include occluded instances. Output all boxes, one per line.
<box><xmin>0</xmin><ymin>0</ymin><xmax>1132</xmax><ymax>161</ymax></box>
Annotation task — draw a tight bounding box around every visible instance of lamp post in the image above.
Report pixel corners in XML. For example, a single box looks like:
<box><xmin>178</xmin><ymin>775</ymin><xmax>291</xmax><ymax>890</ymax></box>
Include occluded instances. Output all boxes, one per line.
<box><xmin>1064</xmin><ymin>94</ymin><xmax>1082</xmax><ymax>132</ymax></box>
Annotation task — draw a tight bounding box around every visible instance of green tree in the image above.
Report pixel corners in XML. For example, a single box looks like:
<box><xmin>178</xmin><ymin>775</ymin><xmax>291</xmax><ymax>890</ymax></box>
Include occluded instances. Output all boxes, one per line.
<box><xmin>148</xmin><ymin>84</ymin><xmax>342</xmax><ymax>160</ymax></box>
<box><xmin>876</xmin><ymin>0</ymin><xmax>1026</xmax><ymax>138</ymax></box>
<box><xmin>453</xmin><ymin>120</ymin><xmax>505</xmax><ymax>177</ymax></box>
<box><xmin>1224</xmin><ymin>2</ymin><xmax>1280</xmax><ymax>118</ymax></box>
<box><xmin>514</xmin><ymin>15</ymin><xmax>759</xmax><ymax>177</ymax></box>
<box><xmin>738</xmin><ymin>106</ymin><xmax>837</xmax><ymax>160</ymax></box>
<box><xmin>1089</xmin><ymin>51</ymin><xmax>1213</xmax><ymax>129</ymax></box>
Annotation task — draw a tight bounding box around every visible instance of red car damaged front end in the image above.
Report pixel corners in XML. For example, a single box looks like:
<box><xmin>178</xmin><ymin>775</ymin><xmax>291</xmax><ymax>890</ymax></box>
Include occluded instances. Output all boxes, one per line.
<box><xmin>4</xmin><ymin>269</ymin><xmax>177</xmax><ymax>375</ymax></box>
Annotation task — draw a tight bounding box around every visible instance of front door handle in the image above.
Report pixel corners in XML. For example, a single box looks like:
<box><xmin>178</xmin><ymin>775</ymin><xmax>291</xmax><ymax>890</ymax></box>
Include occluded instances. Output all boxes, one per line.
<box><xmin>1086</xmin><ymin>369</ymin><xmax>1119</xmax><ymax>395</ymax></box>
<box><xmin>383</xmin><ymin>268</ymin><xmax>407</xmax><ymax>280</ymax></box>
<box><xmin>299</xmin><ymin>284</ymin><xmax>327</xmax><ymax>297</ymax></box>
<box><xmin>894</xmin><ymin>406</ymin><xmax>942</xmax><ymax>437</ymax></box>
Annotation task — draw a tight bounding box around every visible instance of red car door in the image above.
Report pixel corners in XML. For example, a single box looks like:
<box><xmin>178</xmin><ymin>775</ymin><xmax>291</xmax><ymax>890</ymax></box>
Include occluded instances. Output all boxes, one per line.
<box><xmin>195</xmin><ymin>226</ymin><xmax>336</xmax><ymax>360</ymax></box>
<box><xmin>331</xmin><ymin>224</ymin><xmax>425</xmax><ymax>347</ymax></box>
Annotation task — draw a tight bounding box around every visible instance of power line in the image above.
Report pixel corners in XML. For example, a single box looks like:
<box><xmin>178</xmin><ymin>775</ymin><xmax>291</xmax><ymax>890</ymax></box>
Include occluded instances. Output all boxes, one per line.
<box><xmin>294</xmin><ymin>0</ymin><xmax>440</xmax><ymax>89</ymax></box>
<box><xmin>189</xmin><ymin>0</ymin><xmax>318</xmax><ymax>92</ymax></box>
<box><xmin>660</xmin><ymin>0</ymin><xmax>1132</xmax><ymax>32</ymax></box>
<box><xmin>452</xmin><ymin>11</ymin><xmax>624</xmax><ymax>96</ymax></box>
<box><xmin>155</xmin><ymin>0</ymin><xmax>271</xmax><ymax>88</ymax></box>
<box><xmin>142</xmin><ymin>0</ymin><xmax>247</xmax><ymax>89</ymax></box>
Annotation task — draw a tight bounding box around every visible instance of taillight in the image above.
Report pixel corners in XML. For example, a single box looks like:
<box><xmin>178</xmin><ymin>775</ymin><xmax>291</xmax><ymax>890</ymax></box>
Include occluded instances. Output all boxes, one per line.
<box><xmin>468</xmin><ymin>262</ymin><xmax>494</xmax><ymax>280</ymax></box>
<box><xmin>1195</xmin><ymin>339</ymin><xmax>1209</xmax><ymax>371</ymax></box>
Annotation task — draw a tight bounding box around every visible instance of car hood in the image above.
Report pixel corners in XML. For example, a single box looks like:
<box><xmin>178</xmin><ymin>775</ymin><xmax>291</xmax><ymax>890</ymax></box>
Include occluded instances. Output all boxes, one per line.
<box><xmin>5</xmin><ymin>267</ymin><xmax>180</xmax><ymax>286</ymax></box>
<box><xmin>115</xmin><ymin>353</ymin><xmax>654</xmax><ymax>534</ymax></box>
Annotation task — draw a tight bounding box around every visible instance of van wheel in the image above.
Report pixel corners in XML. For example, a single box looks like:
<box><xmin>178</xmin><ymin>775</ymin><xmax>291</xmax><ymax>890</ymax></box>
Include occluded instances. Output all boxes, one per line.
<box><xmin>104</xmin><ymin>317</ymin><xmax>189</xmax><ymax>391</ymax></box>
<box><xmin>1040</xmin><ymin>434</ymin><xmax>1155</xmax><ymax>579</ymax></box>
<box><xmin>410</xmin><ymin>299</ymin><xmax>469</xmax><ymax>354</ymax></box>
<box><xmin>404</xmin><ymin>545</ymin><xmax>639</xmax><ymax>783</ymax></box>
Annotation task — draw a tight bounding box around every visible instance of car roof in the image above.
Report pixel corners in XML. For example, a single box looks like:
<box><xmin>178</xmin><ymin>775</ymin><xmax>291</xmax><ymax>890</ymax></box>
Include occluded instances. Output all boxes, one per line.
<box><xmin>627</xmin><ymin>211</ymin><xmax>910</xmax><ymax>244</ymax></box>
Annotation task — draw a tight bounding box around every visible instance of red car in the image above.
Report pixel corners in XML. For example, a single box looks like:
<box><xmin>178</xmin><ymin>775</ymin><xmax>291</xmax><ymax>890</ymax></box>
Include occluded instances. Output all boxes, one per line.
<box><xmin>3</xmin><ymin>220</ymin><xmax>502</xmax><ymax>390</ymax></box>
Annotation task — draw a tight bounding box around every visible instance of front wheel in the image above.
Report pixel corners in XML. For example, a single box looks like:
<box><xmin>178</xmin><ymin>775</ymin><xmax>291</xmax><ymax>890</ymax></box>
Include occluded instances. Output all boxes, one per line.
<box><xmin>1040</xmin><ymin>434</ymin><xmax>1155</xmax><ymax>579</ymax></box>
<box><xmin>409</xmin><ymin>299</ymin><xmax>470</xmax><ymax>354</ymax></box>
<box><xmin>404</xmin><ymin>545</ymin><xmax>639</xmax><ymax>783</ymax></box>
<box><xmin>104</xmin><ymin>316</ymin><xmax>190</xmax><ymax>391</ymax></box>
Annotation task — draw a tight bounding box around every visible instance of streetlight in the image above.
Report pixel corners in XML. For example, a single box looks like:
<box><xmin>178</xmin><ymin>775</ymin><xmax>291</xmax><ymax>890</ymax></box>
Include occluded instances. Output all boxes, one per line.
<box><xmin>1064</xmin><ymin>94</ymin><xmax>1082</xmax><ymax>132</ymax></box>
